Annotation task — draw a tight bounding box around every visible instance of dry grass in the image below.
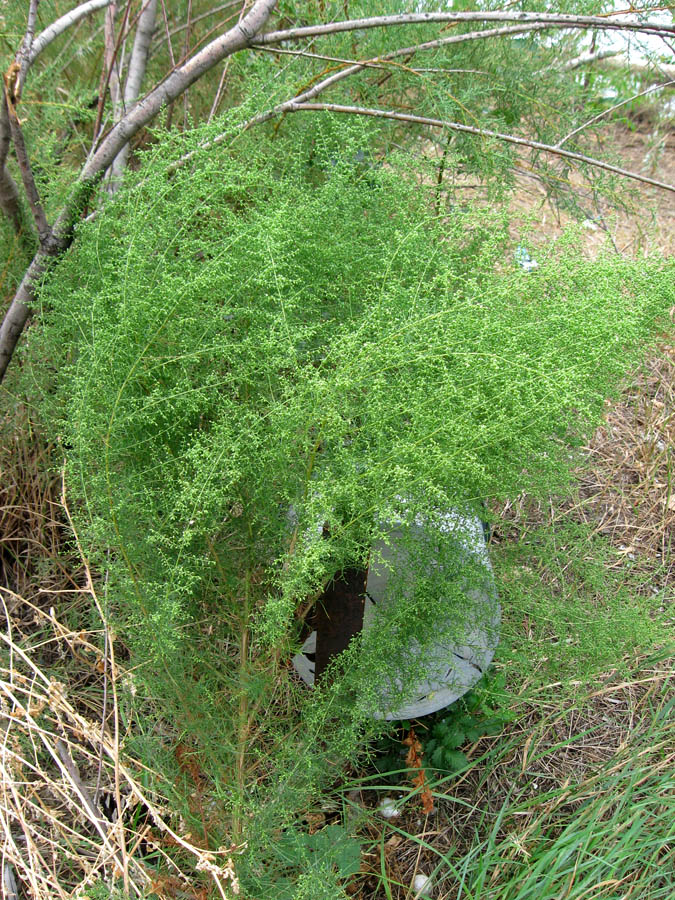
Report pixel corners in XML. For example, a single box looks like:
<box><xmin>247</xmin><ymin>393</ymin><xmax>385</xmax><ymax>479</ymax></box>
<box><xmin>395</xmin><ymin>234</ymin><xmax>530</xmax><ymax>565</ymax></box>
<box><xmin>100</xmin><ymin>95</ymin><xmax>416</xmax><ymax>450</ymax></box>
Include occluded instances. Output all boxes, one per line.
<box><xmin>0</xmin><ymin>412</ymin><xmax>242</xmax><ymax>900</ymax></box>
<box><xmin>357</xmin><ymin>650</ymin><xmax>674</xmax><ymax>900</ymax></box>
<box><xmin>579</xmin><ymin>343</ymin><xmax>675</xmax><ymax>569</ymax></box>
<box><xmin>0</xmin><ymin>405</ymin><xmax>69</xmax><ymax>601</ymax></box>
<box><xmin>0</xmin><ymin>592</ymin><xmax>243</xmax><ymax>900</ymax></box>
<box><xmin>471</xmin><ymin>121</ymin><xmax>675</xmax><ymax>261</ymax></box>
<box><xmin>359</xmin><ymin>117</ymin><xmax>675</xmax><ymax>900</ymax></box>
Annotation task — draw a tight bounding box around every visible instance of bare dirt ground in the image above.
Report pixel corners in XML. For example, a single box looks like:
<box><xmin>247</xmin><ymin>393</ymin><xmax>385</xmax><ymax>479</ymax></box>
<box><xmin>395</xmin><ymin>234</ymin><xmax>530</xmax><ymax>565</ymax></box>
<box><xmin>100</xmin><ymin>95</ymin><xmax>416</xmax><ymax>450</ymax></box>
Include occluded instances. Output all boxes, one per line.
<box><xmin>495</xmin><ymin>120</ymin><xmax>675</xmax><ymax>259</ymax></box>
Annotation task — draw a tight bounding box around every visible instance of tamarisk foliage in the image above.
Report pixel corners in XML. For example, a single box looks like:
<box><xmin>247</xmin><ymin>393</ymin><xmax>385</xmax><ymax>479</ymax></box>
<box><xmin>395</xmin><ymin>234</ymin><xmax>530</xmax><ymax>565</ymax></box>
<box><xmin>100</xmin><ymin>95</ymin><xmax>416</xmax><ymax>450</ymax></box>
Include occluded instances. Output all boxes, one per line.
<box><xmin>2</xmin><ymin>2</ymin><xmax>675</xmax><ymax>380</ymax></box>
<box><xmin>23</xmin><ymin>114</ymin><xmax>673</xmax><ymax>896</ymax></box>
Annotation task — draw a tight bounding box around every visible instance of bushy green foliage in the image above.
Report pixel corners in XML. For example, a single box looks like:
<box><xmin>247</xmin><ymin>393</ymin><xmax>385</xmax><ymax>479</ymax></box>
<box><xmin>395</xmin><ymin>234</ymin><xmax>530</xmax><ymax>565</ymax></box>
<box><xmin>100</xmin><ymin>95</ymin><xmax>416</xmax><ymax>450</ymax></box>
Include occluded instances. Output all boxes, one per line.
<box><xmin>1</xmin><ymin>3</ymin><xmax>673</xmax><ymax>896</ymax></box>
<box><xmin>494</xmin><ymin>518</ymin><xmax>673</xmax><ymax>686</ymax></box>
<box><xmin>265</xmin><ymin>825</ymin><xmax>362</xmax><ymax>900</ymax></box>
<box><xmin>23</xmin><ymin>113</ymin><xmax>673</xmax><ymax>897</ymax></box>
<box><xmin>1</xmin><ymin>0</ymin><xmax>657</xmax><ymax>265</ymax></box>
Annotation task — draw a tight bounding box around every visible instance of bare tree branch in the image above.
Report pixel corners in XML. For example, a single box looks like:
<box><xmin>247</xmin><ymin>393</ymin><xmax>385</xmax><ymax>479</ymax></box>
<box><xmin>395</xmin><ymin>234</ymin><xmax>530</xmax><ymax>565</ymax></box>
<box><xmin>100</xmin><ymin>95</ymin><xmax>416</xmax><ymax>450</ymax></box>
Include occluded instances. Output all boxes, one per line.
<box><xmin>250</xmin><ymin>21</ymin><xmax>549</xmax><ymax>79</ymax></box>
<box><xmin>183</xmin><ymin>0</ymin><xmax>194</xmax><ymax>130</ymax></box>
<box><xmin>17</xmin><ymin>0</ymin><xmax>40</xmax><ymax>97</ymax></box>
<box><xmin>0</xmin><ymin>168</ymin><xmax>24</xmax><ymax>238</ymax></box>
<box><xmin>0</xmin><ymin>97</ymin><xmax>25</xmax><ymax>238</ymax></box>
<box><xmin>29</xmin><ymin>0</ymin><xmax>113</xmax><ymax>65</ymax></box>
<box><xmin>556</xmin><ymin>81</ymin><xmax>675</xmax><ymax>148</ymax></box>
<box><xmin>288</xmin><ymin>102</ymin><xmax>675</xmax><ymax>194</ymax></box>
<box><xmin>598</xmin><ymin>54</ymin><xmax>675</xmax><ymax>81</ymax></box>
<box><xmin>92</xmin><ymin>1</ymin><xmax>127</xmax><ymax>145</ymax></box>
<box><xmin>173</xmin><ymin>23</ymin><xmax>551</xmax><ymax>169</ymax></box>
<box><xmin>157</xmin><ymin>0</ymin><xmax>177</xmax><ymax>128</ymax></box>
<box><xmin>109</xmin><ymin>0</ymin><xmax>159</xmax><ymax>188</ymax></box>
<box><xmin>111</xmin><ymin>0</ymin><xmax>134</xmax><ymax>124</ymax></box>
<box><xmin>82</xmin><ymin>0</ymin><xmax>276</xmax><ymax>180</ymax></box>
<box><xmin>256</xmin><ymin>11</ymin><xmax>675</xmax><ymax>47</ymax></box>
<box><xmin>0</xmin><ymin>1</ymin><xmax>41</xmax><ymax>242</ymax></box>
<box><xmin>159</xmin><ymin>0</ymin><xmax>177</xmax><ymax>67</ymax></box>
<box><xmin>0</xmin><ymin>230</ymin><xmax>68</xmax><ymax>384</ymax></box>
<box><xmin>2</xmin><ymin>1</ymin><xmax>673</xmax><ymax>385</ymax></box>
<box><xmin>0</xmin><ymin>0</ymin><xmax>278</xmax><ymax>384</ymax></box>
<box><xmin>559</xmin><ymin>49</ymin><xmax>622</xmax><ymax>71</ymax></box>
<box><xmin>2</xmin><ymin>91</ymin><xmax>51</xmax><ymax>245</ymax></box>
<box><xmin>209</xmin><ymin>1</ymin><xmax>268</xmax><ymax>123</ymax></box>
<box><xmin>162</xmin><ymin>0</ymin><xmax>242</xmax><ymax>42</ymax></box>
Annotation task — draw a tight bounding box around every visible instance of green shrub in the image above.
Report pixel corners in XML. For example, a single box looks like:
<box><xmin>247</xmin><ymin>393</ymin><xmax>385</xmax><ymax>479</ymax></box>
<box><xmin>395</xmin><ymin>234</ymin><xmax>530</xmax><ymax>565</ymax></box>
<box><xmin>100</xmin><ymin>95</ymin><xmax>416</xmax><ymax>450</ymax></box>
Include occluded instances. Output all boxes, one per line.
<box><xmin>24</xmin><ymin>116</ymin><xmax>673</xmax><ymax>896</ymax></box>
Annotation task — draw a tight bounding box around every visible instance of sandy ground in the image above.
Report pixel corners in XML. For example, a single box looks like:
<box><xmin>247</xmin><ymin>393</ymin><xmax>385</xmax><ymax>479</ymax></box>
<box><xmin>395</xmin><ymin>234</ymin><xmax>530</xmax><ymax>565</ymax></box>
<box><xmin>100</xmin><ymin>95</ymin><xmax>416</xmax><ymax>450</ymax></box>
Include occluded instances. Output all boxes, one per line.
<box><xmin>504</xmin><ymin>121</ymin><xmax>675</xmax><ymax>258</ymax></box>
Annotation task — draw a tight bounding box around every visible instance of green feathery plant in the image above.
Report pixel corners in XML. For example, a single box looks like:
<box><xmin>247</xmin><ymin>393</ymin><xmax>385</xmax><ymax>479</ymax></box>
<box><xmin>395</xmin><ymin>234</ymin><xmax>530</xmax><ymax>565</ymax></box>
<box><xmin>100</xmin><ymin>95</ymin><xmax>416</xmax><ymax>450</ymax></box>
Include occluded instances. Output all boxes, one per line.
<box><xmin>21</xmin><ymin>112</ymin><xmax>673</xmax><ymax>896</ymax></box>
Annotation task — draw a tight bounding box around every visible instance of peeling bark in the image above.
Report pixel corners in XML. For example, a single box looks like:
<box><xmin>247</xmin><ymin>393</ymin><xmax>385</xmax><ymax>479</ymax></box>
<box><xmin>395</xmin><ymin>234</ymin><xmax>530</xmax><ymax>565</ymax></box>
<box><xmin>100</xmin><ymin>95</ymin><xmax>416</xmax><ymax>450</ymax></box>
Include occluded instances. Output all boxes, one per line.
<box><xmin>108</xmin><ymin>0</ymin><xmax>158</xmax><ymax>190</ymax></box>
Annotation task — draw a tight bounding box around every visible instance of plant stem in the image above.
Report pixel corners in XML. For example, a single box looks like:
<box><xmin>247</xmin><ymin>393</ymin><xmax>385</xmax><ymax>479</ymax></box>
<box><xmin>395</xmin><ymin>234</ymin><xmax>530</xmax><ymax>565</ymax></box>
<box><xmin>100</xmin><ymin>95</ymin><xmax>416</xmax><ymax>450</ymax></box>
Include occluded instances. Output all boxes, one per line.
<box><xmin>290</xmin><ymin>102</ymin><xmax>675</xmax><ymax>194</ymax></box>
<box><xmin>233</xmin><ymin>564</ymin><xmax>251</xmax><ymax>841</ymax></box>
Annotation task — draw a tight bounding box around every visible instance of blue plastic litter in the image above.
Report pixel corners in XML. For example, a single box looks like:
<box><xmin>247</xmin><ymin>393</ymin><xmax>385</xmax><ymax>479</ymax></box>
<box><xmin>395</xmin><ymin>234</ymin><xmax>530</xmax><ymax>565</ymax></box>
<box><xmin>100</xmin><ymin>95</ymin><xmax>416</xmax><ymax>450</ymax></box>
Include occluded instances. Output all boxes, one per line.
<box><xmin>515</xmin><ymin>245</ymin><xmax>539</xmax><ymax>273</ymax></box>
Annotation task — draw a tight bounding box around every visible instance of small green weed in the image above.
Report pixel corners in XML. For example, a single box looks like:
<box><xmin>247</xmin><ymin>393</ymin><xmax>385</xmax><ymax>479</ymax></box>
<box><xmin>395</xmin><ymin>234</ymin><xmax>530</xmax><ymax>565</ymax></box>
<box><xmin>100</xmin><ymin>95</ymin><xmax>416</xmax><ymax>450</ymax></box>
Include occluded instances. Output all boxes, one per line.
<box><xmin>373</xmin><ymin>669</ymin><xmax>513</xmax><ymax>779</ymax></box>
<box><xmin>423</xmin><ymin>671</ymin><xmax>514</xmax><ymax>773</ymax></box>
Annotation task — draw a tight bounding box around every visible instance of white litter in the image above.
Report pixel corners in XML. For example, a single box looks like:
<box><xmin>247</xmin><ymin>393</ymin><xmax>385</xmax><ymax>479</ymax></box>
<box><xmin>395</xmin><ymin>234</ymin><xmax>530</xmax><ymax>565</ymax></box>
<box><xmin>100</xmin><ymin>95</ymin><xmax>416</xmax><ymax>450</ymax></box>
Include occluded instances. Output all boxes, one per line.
<box><xmin>378</xmin><ymin>797</ymin><xmax>401</xmax><ymax>819</ymax></box>
<box><xmin>515</xmin><ymin>246</ymin><xmax>538</xmax><ymax>273</ymax></box>
<box><xmin>412</xmin><ymin>873</ymin><xmax>432</xmax><ymax>896</ymax></box>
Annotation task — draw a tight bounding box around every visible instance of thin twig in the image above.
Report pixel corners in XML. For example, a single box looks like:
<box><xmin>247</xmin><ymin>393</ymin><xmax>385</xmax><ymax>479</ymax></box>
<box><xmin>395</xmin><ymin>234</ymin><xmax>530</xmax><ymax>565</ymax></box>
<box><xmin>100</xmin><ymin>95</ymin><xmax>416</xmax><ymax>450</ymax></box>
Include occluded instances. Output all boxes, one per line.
<box><xmin>158</xmin><ymin>0</ymin><xmax>177</xmax><ymax>128</ymax></box>
<box><xmin>559</xmin><ymin>48</ymin><xmax>621</xmax><ymax>72</ymax></box>
<box><xmin>175</xmin><ymin>24</ymin><xmax>551</xmax><ymax>169</ymax></box>
<box><xmin>109</xmin><ymin>0</ymin><xmax>159</xmax><ymax>189</ymax></box>
<box><xmin>251</xmin><ymin>42</ymin><xmax>495</xmax><ymax>78</ymax></box>
<box><xmin>93</xmin><ymin>578</ymin><xmax>110</xmax><ymax>808</ymax></box>
<box><xmin>55</xmin><ymin>738</ymin><xmax>108</xmax><ymax>832</ymax></box>
<box><xmin>256</xmin><ymin>11</ymin><xmax>675</xmax><ymax>47</ymax></box>
<box><xmin>183</xmin><ymin>0</ymin><xmax>194</xmax><ymax>131</ymax></box>
<box><xmin>208</xmin><ymin>0</ymin><xmax>250</xmax><ymax>122</ymax></box>
<box><xmin>158</xmin><ymin>0</ymin><xmax>242</xmax><ymax>43</ymax></box>
<box><xmin>29</xmin><ymin>0</ymin><xmax>113</xmax><ymax>65</ymax></box>
<box><xmin>1</xmin><ymin>78</ymin><xmax>52</xmax><ymax>245</ymax></box>
<box><xmin>207</xmin><ymin>57</ymin><xmax>231</xmax><ymax>122</ymax></box>
<box><xmin>93</xmin><ymin>1</ymin><xmax>127</xmax><ymax>144</ymax></box>
<box><xmin>556</xmin><ymin>81</ymin><xmax>675</xmax><ymax>148</ymax></box>
<box><xmin>159</xmin><ymin>0</ymin><xmax>176</xmax><ymax>66</ymax></box>
<box><xmin>289</xmin><ymin>102</ymin><xmax>675</xmax><ymax>194</ymax></box>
